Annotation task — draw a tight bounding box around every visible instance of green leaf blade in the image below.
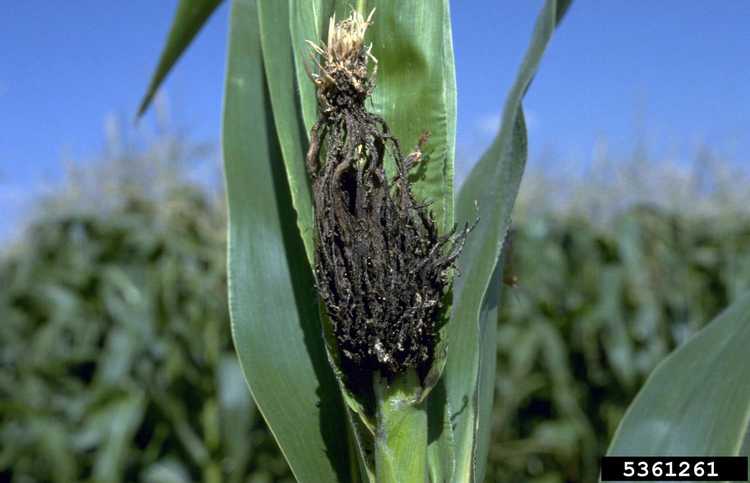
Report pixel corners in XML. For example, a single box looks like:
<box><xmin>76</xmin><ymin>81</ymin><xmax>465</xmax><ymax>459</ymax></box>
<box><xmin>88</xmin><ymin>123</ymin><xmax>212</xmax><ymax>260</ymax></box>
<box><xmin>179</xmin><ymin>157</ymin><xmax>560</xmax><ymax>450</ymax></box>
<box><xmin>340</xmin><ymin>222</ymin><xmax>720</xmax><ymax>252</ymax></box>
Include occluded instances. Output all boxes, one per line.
<box><xmin>138</xmin><ymin>0</ymin><xmax>223</xmax><ymax>117</ymax></box>
<box><xmin>222</xmin><ymin>1</ymin><xmax>350</xmax><ymax>481</ymax></box>
<box><xmin>472</xmin><ymin>258</ymin><xmax>503</xmax><ymax>483</ymax></box>
<box><xmin>427</xmin><ymin>379</ymin><xmax>456</xmax><ymax>483</ymax></box>
<box><xmin>445</xmin><ymin>1</ymin><xmax>571</xmax><ymax>481</ymax></box>
<box><xmin>606</xmin><ymin>292</ymin><xmax>750</xmax><ymax>466</ymax></box>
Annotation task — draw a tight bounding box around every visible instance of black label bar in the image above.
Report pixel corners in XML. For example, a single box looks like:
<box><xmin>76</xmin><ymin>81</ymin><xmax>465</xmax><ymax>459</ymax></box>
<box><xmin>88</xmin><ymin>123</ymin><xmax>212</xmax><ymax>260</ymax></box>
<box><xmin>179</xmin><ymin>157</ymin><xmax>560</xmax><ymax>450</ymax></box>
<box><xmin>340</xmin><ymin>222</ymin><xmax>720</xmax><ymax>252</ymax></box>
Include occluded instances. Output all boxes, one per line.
<box><xmin>601</xmin><ymin>456</ymin><xmax>748</xmax><ymax>481</ymax></box>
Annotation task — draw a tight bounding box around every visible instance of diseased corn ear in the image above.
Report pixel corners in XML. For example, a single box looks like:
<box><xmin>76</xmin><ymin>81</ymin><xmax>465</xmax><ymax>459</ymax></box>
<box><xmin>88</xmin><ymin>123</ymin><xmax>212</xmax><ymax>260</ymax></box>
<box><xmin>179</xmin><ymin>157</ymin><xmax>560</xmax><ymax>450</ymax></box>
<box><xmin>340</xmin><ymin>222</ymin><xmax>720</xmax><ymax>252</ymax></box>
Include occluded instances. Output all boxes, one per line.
<box><xmin>306</xmin><ymin>11</ymin><xmax>472</xmax><ymax>384</ymax></box>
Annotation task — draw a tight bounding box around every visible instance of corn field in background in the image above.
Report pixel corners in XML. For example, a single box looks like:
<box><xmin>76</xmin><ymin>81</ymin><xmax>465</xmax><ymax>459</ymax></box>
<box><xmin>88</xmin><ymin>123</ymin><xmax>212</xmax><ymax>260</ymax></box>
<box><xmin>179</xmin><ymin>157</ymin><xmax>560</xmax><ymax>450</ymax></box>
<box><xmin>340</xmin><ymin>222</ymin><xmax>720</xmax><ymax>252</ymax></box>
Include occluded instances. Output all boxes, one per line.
<box><xmin>2</xmin><ymin>137</ymin><xmax>749</xmax><ymax>482</ymax></box>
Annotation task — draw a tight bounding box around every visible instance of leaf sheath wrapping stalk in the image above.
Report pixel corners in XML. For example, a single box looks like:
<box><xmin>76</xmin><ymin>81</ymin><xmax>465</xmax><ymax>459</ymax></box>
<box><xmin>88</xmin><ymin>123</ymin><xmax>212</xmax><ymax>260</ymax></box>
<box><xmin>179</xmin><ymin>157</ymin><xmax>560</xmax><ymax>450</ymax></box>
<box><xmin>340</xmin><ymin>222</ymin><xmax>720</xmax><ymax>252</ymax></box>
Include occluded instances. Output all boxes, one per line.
<box><xmin>374</xmin><ymin>371</ymin><xmax>428</xmax><ymax>483</ymax></box>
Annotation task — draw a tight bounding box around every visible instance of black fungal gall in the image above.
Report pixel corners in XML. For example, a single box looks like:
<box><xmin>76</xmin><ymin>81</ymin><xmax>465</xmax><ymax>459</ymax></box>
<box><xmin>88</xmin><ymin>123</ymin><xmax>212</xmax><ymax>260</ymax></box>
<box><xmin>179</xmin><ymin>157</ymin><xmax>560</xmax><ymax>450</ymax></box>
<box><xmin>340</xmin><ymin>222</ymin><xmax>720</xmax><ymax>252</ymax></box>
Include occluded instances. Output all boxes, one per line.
<box><xmin>306</xmin><ymin>11</ymin><xmax>471</xmax><ymax>379</ymax></box>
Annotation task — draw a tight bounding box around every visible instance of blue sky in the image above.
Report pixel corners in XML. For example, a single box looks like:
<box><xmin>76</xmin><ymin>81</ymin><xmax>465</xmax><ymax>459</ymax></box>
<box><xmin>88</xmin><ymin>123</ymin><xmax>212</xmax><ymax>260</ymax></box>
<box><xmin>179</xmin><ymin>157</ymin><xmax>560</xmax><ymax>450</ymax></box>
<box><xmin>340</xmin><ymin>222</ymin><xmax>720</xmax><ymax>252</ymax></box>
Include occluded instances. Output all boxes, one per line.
<box><xmin>1</xmin><ymin>1</ymin><xmax>749</xmax><ymax>239</ymax></box>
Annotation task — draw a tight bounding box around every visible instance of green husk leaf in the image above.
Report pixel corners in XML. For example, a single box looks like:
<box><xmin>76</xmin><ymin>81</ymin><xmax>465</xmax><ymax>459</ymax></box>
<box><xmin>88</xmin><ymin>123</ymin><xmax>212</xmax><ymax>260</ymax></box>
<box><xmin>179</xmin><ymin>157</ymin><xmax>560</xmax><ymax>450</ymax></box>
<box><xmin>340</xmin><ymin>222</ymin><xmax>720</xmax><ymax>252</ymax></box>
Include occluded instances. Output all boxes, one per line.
<box><xmin>257</xmin><ymin>0</ymin><xmax>315</xmax><ymax>262</ymax></box>
<box><xmin>290</xmin><ymin>0</ymin><xmax>335</xmax><ymax>133</ymax></box>
<box><xmin>367</xmin><ymin>0</ymin><xmax>456</xmax><ymax>235</ymax></box>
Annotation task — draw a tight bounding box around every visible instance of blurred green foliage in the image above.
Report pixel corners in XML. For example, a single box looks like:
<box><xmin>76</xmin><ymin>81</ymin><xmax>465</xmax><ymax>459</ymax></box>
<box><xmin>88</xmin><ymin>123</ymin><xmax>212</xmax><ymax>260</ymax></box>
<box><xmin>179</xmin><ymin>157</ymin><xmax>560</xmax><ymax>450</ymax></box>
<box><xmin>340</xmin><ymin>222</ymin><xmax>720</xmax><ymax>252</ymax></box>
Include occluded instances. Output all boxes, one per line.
<box><xmin>2</xmin><ymin>184</ymin><xmax>749</xmax><ymax>482</ymax></box>
<box><xmin>0</xmin><ymin>188</ymin><xmax>291</xmax><ymax>483</ymax></box>
<box><xmin>490</xmin><ymin>207</ymin><xmax>750</xmax><ymax>483</ymax></box>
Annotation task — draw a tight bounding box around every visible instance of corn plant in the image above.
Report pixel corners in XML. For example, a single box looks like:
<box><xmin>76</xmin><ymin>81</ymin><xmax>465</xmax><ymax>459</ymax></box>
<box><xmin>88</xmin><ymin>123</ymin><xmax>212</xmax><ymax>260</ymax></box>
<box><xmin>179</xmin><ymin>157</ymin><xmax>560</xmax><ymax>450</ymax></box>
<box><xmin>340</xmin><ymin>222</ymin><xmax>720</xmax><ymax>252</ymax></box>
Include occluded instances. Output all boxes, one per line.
<box><xmin>140</xmin><ymin>1</ymin><xmax>750</xmax><ymax>482</ymax></box>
